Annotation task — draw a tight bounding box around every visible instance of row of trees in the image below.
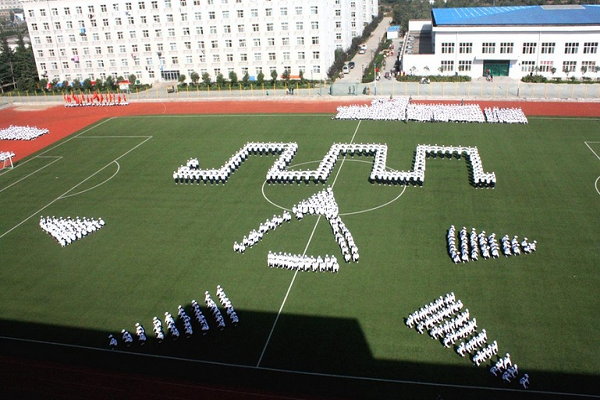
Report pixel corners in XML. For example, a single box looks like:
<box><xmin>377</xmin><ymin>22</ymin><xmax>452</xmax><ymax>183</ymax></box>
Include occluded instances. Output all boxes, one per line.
<box><xmin>178</xmin><ymin>69</ymin><xmax>308</xmax><ymax>87</ymax></box>
<box><xmin>39</xmin><ymin>74</ymin><xmax>140</xmax><ymax>93</ymax></box>
<box><xmin>0</xmin><ymin>32</ymin><xmax>37</xmax><ymax>93</ymax></box>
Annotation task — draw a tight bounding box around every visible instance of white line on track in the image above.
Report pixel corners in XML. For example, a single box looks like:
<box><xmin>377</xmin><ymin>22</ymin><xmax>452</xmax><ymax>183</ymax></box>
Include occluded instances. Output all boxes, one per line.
<box><xmin>0</xmin><ymin>156</ymin><xmax>62</xmax><ymax>194</ymax></box>
<box><xmin>256</xmin><ymin>121</ymin><xmax>362</xmax><ymax>367</ymax></box>
<box><xmin>0</xmin><ymin>335</ymin><xmax>597</xmax><ymax>399</ymax></box>
<box><xmin>0</xmin><ymin>136</ymin><xmax>152</xmax><ymax>240</ymax></box>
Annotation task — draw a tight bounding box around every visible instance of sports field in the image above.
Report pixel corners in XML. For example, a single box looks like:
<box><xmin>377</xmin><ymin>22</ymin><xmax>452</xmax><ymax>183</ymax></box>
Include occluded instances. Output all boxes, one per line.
<box><xmin>1</xmin><ymin>108</ymin><xmax>599</xmax><ymax>399</ymax></box>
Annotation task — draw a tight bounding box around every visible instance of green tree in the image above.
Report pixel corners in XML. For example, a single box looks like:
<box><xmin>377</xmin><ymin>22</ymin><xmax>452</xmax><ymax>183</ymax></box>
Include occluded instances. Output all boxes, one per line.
<box><xmin>104</xmin><ymin>75</ymin><xmax>115</xmax><ymax>90</ymax></box>
<box><xmin>83</xmin><ymin>78</ymin><xmax>93</xmax><ymax>91</ymax></box>
<box><xmin>270</xmin><ymin>69</ymin><xmax>278</xmax><ymax>84</ymax></box>
<box><xmin>216</xmin><ymin>73</ymin><xmax>226</xmax><ymax>85</ymax></box>
<box><xmin>128</xmin><ymin>73</ymin><xmax>137</xmax><ymax>85</ymax></box>
<box><xmin>190</xmin><ymin>71</ymin><xmax>200</xmax><ymax>85</ymax></box>
<box><xmin>12</xmin><ymin>32</ymin><xmax>37</xmax><ymax>92</ymax></box>
<box><xmin>178</xmin><ymin>73</ymin><xmax>187</xmax><ymax>86</ymax></box>
<box><xmin>201</xmin><ymin>72</ymin><xmax>211</xmax><ymax>86</ymax></box>
<box><xmin>0</xmin><ymin>34</ymin><xmax>15</xmax><ymax>93</ymax></box>
<box><xmin>71</xmin><ymin>79</ymin><xmax>82</xmax><ymax>91</ymax></box>
<box><xmin>229</xmin><ymin>71</ymin><xmax>238</xmax><ymax>85</ymax></box>
<box><xmin>299</xmin><ymin>70</ymin><xmax>305</xmax><ymax>84</ymax></box>
<box><xmin>282</xmin><ymin>69</ymin><xmax>291</xmax><ymax>85</ymax></box>
<box><xmin>256</xmin><ymin>71</ymin><xmax>265</xmax><ymax>85</ymax></box>
<box><xmin>242</xmin><ymin>71</ymin><xmax>250</xmax><ymax>86</ymax></box>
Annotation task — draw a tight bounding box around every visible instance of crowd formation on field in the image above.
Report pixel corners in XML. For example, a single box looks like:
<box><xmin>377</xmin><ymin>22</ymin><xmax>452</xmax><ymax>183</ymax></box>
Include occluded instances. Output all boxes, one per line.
<box><xmin>235</xmin><ymin>188</ymin><xmax>358</xmax><ymax>272</ymax></box>
<box><xmin>109</xmin><ymin>286</ymin><xmax>238</xmax><ymax>348</ymax></box>
<box><xmin>484</xmin><ymin>107</ymin><xmax>528</xmax><ymax>124</ymax></box>
<box><xmin>39</xmin><ymin>216</ymin><xmax>105</xmax><ymax>247</ymax></box>
<box><xmin>173</xmin><ymin>142</ymin><xmax>495</xmax><ymax>189</ymax></box>
<box><xmin>447</xmin><ymin>225</ymin><xmax>537</xmax><ymax>264</ymax></box>
<box><xmin>334</xmin><ymin>97</ymin><xmax>527</xmax><ymax>124</ymax></box>
<box><xmin>63</xmin><ymin>93</ymin><xmax>129</xmax><ymax>107</ymax></box>
<box><xmin>0</xmin><ymin>125</ymin><xmax>49</xmax><ymax>140</ymax></box>
<box><xmin>405</xmin><ymin>293</ymin><xmax>530</xmax><ymax>389</ymax></box>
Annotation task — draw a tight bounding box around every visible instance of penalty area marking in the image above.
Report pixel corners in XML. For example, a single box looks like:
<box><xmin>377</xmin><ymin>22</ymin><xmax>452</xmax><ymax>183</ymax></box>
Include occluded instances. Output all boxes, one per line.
<box><xmin>261</xmin><ymin>158</ymin><xmax>407</xmax><ymax>216</ymax></box>
<box><xmin>0</xmin><ymin>156</ymin><xmax>62</xmax><ymax>194</ymax></box>
<box><xmin>59</xmin><ymin>161</ymin><xmax>120</xmax><ymax>200</ymax></box>
<box><xmin>584</xmin><ymin>141</ymin><xmax>600</xmax><ymax>196</ymax></box>
<box><xmin>0</xmin><ymin>336</ymin><xmax>598</xmax><ymax>399</ymax></box>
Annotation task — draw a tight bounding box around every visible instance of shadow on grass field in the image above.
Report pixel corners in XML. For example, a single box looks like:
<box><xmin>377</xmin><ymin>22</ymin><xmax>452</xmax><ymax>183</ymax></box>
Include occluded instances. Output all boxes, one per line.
<box><xmin>1</xmin><ymin>310</ymin><xmax>597</xmax><ymax>400</ymax></box>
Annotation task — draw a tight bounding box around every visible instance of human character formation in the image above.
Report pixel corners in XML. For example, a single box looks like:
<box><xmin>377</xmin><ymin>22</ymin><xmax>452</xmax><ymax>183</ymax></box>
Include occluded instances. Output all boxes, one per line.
<box><xmin>109</xmin><ymin>286</ymin><xmax>238</xmax><ymax>348</ymax></box>
<box><xmin>333</xmin><ymin>97</ymin><xmax>527</xmax><ymax>124</ymax></box>
<box><xmin>63</xmin><ymin>92</ymin><xmax>129</xmax><ymax>107</ymax></box>
<box><xmin>447</xmin><ymin>225</ymin><xmax>537</xmax><ymax>264</ymax></box>
<box><xmin>173</xmin><ymin>143</ymin><xmax>495</xmax><ymax>189</ymax></box>
<box><xmin>0</xmin><ymin>125</ymin><xmax>49</xmax><ymax>140</ymax></box>
<box><xmin>405</xmin><ymin>293</ymin><xmax>530</xmax><ymax>389</ymax></box>
<box><xmin>39</xmin><ymin>216</ymin><xmax>105</xmax><ymax>247</ymax></box>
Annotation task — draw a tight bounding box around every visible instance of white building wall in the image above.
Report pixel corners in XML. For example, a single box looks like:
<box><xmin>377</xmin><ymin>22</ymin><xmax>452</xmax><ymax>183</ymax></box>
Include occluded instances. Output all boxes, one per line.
<box><xmin>406</xmin><ymin>22</ymin><xmax>600</xmax><ymax>80</ymax></box>
<box><xmin>22</xmin><ymin>0</ymin><xmax>379</xmax><ymax>85</ymax></box>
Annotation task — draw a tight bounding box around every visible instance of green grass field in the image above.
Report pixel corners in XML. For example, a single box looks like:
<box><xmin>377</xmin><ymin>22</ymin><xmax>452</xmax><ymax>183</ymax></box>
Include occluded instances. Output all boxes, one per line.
<box><xmin>1</xmin><ymin>114</ymin><xmax>599</xmax><ymax>398</ymax></box>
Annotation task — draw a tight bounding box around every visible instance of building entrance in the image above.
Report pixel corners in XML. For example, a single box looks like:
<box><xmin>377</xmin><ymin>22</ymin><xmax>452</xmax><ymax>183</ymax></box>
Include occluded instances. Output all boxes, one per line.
<box><xmin>161</xmin><ymin>70</ymin><xmax>180</xmax><ymax>81</ymax></box>
<box><xmin>483</xmin><ymin>61</ymin><xmax>510</xmax><ymax>77</ymax></box>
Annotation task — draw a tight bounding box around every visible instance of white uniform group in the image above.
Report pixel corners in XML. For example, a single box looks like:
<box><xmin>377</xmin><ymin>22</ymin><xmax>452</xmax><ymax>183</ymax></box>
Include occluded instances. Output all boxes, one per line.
<box><xmin>334</xmin><ymin>97</ymin><xmax>527</xmax><ymax>124</ymax></box>
<box><xmin>39</xmin><ymin>216</ymin><xmax>105</xmax><ymax>247</ymax></box>
<box><xmin>405</xmin><ymin>293</ymin><xmax>530</xmax><ymax>389</ymax></box>
<box><xmin>110</xmin><ymin>286</ymin><xmax>238</xmax><ymax>348</ymax></box>
<box><xmin>0</xmin><ymin>125</ymin><xmax>49</xmax><ymax>140</ymax></box>
<box><xmin>174</xmin><ymin>143</ymin><xmax>495</xmax><ymax>189</ymax></box>
<box><xmin>447</xmin><ymin>225</ymin><xmax>537</xmax><ymax>264</ymax></box>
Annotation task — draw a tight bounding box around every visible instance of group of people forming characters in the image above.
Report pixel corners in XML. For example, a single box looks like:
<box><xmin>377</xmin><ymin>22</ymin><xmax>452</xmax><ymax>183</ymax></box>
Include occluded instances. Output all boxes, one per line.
<box><xmin>234</xmin><ymin>188</ymin><xmax>358</xmax><ymax>272</ymax></box>
<box><xmin>484</xmin><ymin>107</ymin><xmax>529</xmax><ymax>124</ymax></box>
<box><xmin>173</xmin><ymin>142</ymin><xmax>496</xmax><ymax>189</ymax></box>
<box><xmin>0</xmin><ymin>125</ymin><xmax>49</xmax><ymax>140</ymax></box>
<box><xmin>39</xmin><ymin>216</ymin><xmax>105</xmax><ymax>247</ymax></box>
<box><xmin>63</xmin><ymin>92</ymin><xmax>129</xmax><ymax>107</ymax></box>
<box><xmin>333</xmin><ymin>97</ymin><xmax>527</xmax><ymax>124</ymax></box>
<box><xmin>447</xmin><ymin>225</ymin><xmax>537</xmax><ymax>264</ymax></box>
<box><xmin>405</xmin><ymin>293</ymin><xmax>530</xmax><ymax>389</ymax></box>
<box><xmin>109</xmin><ymin>286</ymin><xmax>238</xmax><ymax>348</ymax></box>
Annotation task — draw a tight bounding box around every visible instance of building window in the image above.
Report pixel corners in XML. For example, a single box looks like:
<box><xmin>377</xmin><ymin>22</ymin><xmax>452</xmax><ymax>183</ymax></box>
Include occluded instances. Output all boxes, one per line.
<box><xmin>440</xmin><ymin>60</ymin><xmax>454</xmax><ymax>72</ymax></box>
<box><xmin>222</xmin><ymin>10</ymin><xmax>229</xmax><ymax>18</ymax></box>
<box><xmin>238</xmin><ymin>24</ymin><xmax>245</xmax><ymax>33</ymax></box>
<box><xmin>166</xmin><ymin>14</ymin><xmax>173</xmax><ymax>22</ymax></box>
<box><xmin>296</xmin><ymin>22</ymin><xmax>303</xmax><ymax>30</ymax></box>
<box><xmin>522</xmin><ymin>42</ymin><xmax>536</xmax><ymax>54</ymax></box>
<box><xmin>283</xmin><ymin>52</ymin><xmax>290</xmax><ymax>61</ymax></box>
<box><xmin>145</xmin><ymin>44</ymin><xmax>152</xmax><ymax>51</ymax></box>
<box><xmin>143</xmin><ymin>30</ymin><xmax>149</xmax><ymax>38</ymax></box>
<box><xmin>212</xmin><ymin>54</ymin><xmax>219</xmax><ymax>62</ymax></box>
<box><xmin>196</xmin><ymin>26</ymin><xmax>203</xmax><ymax>34</ymax></box>
<box><xmin>130</xmin><ymin>31</ymin><xmax>136</xmax><ymax>39</ymax></box>
<box><xmin>582</xmin><ymin>61</ymin><xmax>596</xmax><ymax>72</ymax></box>
<box><xmin>281</xmin><ymin>22</ymin><xmax>289</xmax><ymax>31</ymax></box>
<box><xmin>211</xmin><ymin>40</ymin><xmax>218</xmax><ymax>48</ymax></box>
<box><xmin>297</xmin><ymin>37</ymin><xmax>304</xmax><ymax>45</ymax></box>
<box><xmin>312</xmin><ymin>51</ymin><xmax>320</xmax><ymax>60</ymax></box>
<box><xmin>168</xmin><ymin>28</ymin><xmax>175</xmax><ymax>37</ymax></box>
<box><xmin>500</xmin><ymin>42</ymin><xmax>513</xmax><ymax>54</ymax></box>
<box><xmin>254</xmin><ymin>53</ymin><xmax>262</xmax><ymax>61</ymax></box>
<box><xmin>267</xmin><ymin>37</ymin><xmax>275</xmax><ymax>46</ymax></box>
<box><xmin>152</xmin><ymin>1</ymin><xmax>158</xmax><ymax>8</ymax></box>
<box><xmin>538</xmin><ymin>60</ymin><xmax>553</xmax><ymax>73</ymax></box>
<box><xmin>311</xmin><ymin>21</ymin><xmax>318</xmax><ymax>29</ymax></box>
<box><xmin>459</xmin><ymin>42</ymin><xmax>472</xmax><ymax>54</ymax></box>
<box><xmin>268</xmin><ymin>52</ymin><xmax>276</xmax><ymax>61</ymax></box>
<box><xmin>119</xmin><ymin>45</ymin><xmax>126</xmax><ymax>53</ymax></box>
<box><xmin>139</xmin><ymin>1</ymin><xmax>146</xmax><ymax>9</ymax></box>
<box><xmin>265</xmin><ymin>8</ymin><xmax>272</xmax><ymax>16</ymax></box>
<box><xmin>209</xmin><ymin>11</ymin><xmax>215</xmax><ymax>19</ymax></box>
<box><xmin>239</xmin><ymin>39</ymin><xmax>246</xmax><ymax>47</ymax></box>
<box><xmin>267</xmin><ymin>23</ymin><xmax>274</xmax><ymax>32</ymax></box>
<box><xmin>441</xmin><ymin>43</ymin><xmax>454</xmax><ymax>54</ymax></box>
<box><xmin>172</xmin><ymin>56</ymin><xmax>178</xmax><ymax>64</ymax></box>
<box><xmin>311</xmin><ymin>36</ymin><xmax>319</xmax><ymax>45</ymax></box>
<box><xmin>562</xmin><ymin>61</ymin><xmax>576</xmax><ymax>73</ymax></box>
<box><xmin>298</xmin><ymin>51</ymin><xmax>305</xmax><ymax>60</ymax></box>
<box><xmin>225</xmin><ymin>39</ymin><xmax>232</xmax><ymax>48</ymax></box>
<box><xmin>280</xmin><ymin>7</ymin><xmax>287</xmax><ymax>16</ymax></box>
<box><xmin>183</xmin><ymin>27</ymin><xmax>190</xmax><ymax>35</ymax></box>
<box><xmin>224</xmin><ymin>25</ymin><xmax>231</xmax><ymax>33</ymax></box>
<box><xmin>252</xmin><ymin>24</ymin><xmax>259</xmax><ymax>32</ymax></box>
<box><xmin>194</xmin><ymin>12</ymin><xmax>201</xmax><ymax>20</ymax></box>
<box><xmin>564</xmin><ymin>42</ymin><xmax>579</xmax><ymax>54</ymax></box>
<box><xmin>521</xmin><ymin>61</ymin><xmax>535</xmax><ymax>72</ymax></box>
<box><xmin>237</xmin><ymin>10</ymin><xmax>243</xmax><ymax>18</ymax></box>
<box><xmin>126</xmin><ymin>2</ymin><xmax>132</xmax><ymax>10</ymax></box>
<box><xmin>66</xmin><ymin>21</ymin><xmax>73</xmax><ymax>29</ymax></box>
<box><xmin>295</xmin><ymin>6</ymin><xmax>302</xmax><ymax>15</ymax></box>
<box><xmin>482</xmin><ymin>42</ymin><xmax>495</xmax><ymax>54</ymax></box>
<box><xmin>240</xmin><ymin>53</ymin><xmax>247</xmax><ymax>61</ymax></box>
<box><xmin>540</xmin><ymin>42</ymin><xmax>555</xmax><ymax>54</ymax></box>
<box><xmin>253</xmin><ymin>38</ymin><xmax>261</xmax><ymax>46</ymax></box>
<box><xmin>226</xmin><ymin>54</ymin><xmax>233</xmax><ymax>62</ymax></box>
<box><xmin>583</xmin><ymin>42</ymin><xmax>598</xmax><ymax>54</ymax></box>
<box><xmin>185</xmin><ymin>41</ymin><xmax>191</xmax><ymax>49</ymax></box>
<box><xmin>282</xmin><ymin>37</ymin><xmax>289</xmax><ymax>46</ymax></box>
<box><xmin>251</xmin><ymin>8</ymin><xmax>258</xmax><ymax>17</ymax></box>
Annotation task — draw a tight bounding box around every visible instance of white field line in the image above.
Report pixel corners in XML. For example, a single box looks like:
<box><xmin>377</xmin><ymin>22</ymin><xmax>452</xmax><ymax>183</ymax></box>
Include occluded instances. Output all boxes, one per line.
<box><xmin>256</xmin><ymin>121</ymin><xmax>362</xmax><ymax>367</ymax></box>
<box><xmin>0</xmin><ymin>156</ymin><xmax>62</xmax><ymax>194</ymax></box>
<box><xmin>0</xmin><ymin>335</ymin><xmax>597</xmax><ymax>399</ymax></box>
<box><xmin>0</xmin><ymin>136</ymin><xmax>152</xmax><ymax>240</ymax></box>
<box><xmin>584</xmin><ymin>142</ymin><xmax>600</xmax><ymax>196</ymax></box>
<box><xmin>59</xmin><ymin>161</ymin><xmax>120</xmax><ymax>200</ymax></box>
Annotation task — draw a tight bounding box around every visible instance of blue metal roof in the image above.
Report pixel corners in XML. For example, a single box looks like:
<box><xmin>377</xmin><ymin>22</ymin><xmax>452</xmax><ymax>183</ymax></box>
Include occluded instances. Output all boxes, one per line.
<box><xmin>388</xmin><ymin>25</ymin><xmax>401</xmax><ymax>32</ymax></box>
<box><xmin>432</xmin><ymin>5</ymin><xmax>600</xmax><ymax>26</ymax></box>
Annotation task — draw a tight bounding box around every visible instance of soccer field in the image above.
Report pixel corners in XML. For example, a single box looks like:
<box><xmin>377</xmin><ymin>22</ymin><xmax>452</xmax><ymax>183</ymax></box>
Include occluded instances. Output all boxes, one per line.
<box><xmin>1</xmin><ymin>113</ymin><xmax>599</xmax><ymax>398</ymax></box>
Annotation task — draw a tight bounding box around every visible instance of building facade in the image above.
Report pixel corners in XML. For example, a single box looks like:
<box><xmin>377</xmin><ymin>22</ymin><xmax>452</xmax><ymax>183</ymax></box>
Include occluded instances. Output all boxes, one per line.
<box><xmin>22</xmin><ymin>0</ymin><xmax>378</xmax><ymax>85</ymax></box>
<box><xmin>403</xmin><ymin>5</ymin><xmax>600</xmax><ymax>80</ymax></box>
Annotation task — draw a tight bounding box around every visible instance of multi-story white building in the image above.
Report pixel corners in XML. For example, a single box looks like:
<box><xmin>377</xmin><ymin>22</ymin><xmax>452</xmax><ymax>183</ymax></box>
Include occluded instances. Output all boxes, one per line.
<box><xmin>0</xmin><ymin>0</ymin><xmax>22</xmax><ymax>11</ymax></box>
<box><xmin>403</xmin><ymin>5</ymin><xmax>600</xmax><ymax>80</ymax></box>
<box><xmin>22</xmin><ymin>0</ymin><xmax>378</xmax><ymax>85</ymax></box>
